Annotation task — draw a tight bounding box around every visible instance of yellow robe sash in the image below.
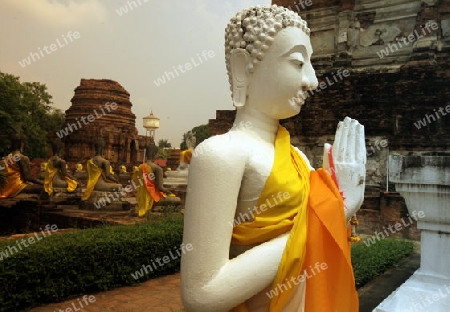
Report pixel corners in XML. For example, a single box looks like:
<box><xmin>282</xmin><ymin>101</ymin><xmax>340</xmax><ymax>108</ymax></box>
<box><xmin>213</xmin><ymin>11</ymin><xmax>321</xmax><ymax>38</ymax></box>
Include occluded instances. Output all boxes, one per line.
<box><xmin>0</xmin><ymin>155</ymin><xmax>27</xmax><ymax>199</ymax></box>
<box><xmin>82</xmin><ymin>159</ymin><xmax>115</xmax><ymax>200</ymax></box>
<box><xmin>232</xmin><ymin>126</ymin><xmax>358</xmax><ymax>311</ymax></box>
<box><xmin>44</xmin><ymin>161</ymin><xmax>77</xmax><ymax>195</ymax></box>
<box><xmin>180</xmin><ymin>148</ymin><xmax>193</xmax><ymax>164</ymax></box>
<box><xmin>132</xmin><ymin>164</ymin><xmax>164</xmax><ymax>217</ymax></box>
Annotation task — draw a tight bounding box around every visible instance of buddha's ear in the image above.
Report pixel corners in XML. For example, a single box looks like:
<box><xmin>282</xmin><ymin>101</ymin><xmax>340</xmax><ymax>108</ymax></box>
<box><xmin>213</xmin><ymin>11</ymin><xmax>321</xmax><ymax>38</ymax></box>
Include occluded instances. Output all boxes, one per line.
<box><xmin>230</xmin><ymin>49</ymin><xmax>251</xmax><ymax>108</ymax></box>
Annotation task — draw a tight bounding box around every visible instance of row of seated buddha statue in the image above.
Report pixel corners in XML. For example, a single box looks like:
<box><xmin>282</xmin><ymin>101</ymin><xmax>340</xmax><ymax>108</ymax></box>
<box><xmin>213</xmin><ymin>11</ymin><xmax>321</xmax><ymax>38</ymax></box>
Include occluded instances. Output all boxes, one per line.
<box><xmin>1</xmin><ymin>136</ymin><xmax>80</xmax><ymax>201</ymax></box>
<box><xmin>0</xmin><ymin>135</ymin><xmax>179</xmax><ymax>217</ymax></box>
<box><xmin>73</xmin><ymin>161</ymin><xmax>138</xmax><ymax>187</ymax></box>
<box><xmin>79</xmin><ymin>138</ymin><xmax>179</xmax><ymax>214</ymax></box>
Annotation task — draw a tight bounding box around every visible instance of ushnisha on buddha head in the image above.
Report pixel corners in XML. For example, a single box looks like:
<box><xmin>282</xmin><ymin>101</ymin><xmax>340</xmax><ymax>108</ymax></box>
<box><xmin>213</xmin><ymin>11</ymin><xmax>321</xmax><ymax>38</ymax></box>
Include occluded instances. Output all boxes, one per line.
<box><xmin>225</xmin><ymin>4</ymin><xmax>317</xmax><ymax>115</ymax></box>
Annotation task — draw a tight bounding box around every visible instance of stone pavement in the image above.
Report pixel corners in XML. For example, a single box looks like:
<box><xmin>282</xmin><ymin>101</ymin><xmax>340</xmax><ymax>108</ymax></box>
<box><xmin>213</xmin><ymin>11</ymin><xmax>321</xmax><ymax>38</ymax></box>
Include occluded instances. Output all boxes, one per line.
<box><xmin>30</xmin><ymin>273</ymin><xmax>184</xmax><ymax>312</ymax></box>
<box><xmin>30</xmin><ymin>245</ymin><xmax>420</xmax><ymax>312</ymax></box>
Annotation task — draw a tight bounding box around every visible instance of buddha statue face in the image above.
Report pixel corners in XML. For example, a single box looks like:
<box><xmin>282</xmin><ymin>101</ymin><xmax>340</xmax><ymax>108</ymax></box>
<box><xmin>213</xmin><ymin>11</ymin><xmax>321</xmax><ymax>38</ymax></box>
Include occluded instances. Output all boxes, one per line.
<box><xmin>95</xmin><ymin>138</ymin><xmax>106</xmax><ymax>156</ymax></box>
<box><xmin>185</xmin><ymin>132</ymin><xmax>196</xmax><ymax>149</ymax></box>
<box><xmin>225</xmin><ymin>5</ymin><xmax>318</xmax><ymax>119</ymax></box>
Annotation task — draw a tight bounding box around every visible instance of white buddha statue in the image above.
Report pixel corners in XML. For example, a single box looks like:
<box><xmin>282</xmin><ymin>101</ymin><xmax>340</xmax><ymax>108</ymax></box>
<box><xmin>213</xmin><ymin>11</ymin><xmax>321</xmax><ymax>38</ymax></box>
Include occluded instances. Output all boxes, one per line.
<box><xmin>179</xmin><ymin>131</ymin><xmax>196</xmax><ymax>170</ymax></box>
<box><xmin>181</xmin><ymin>5</ymin><xmax>366</xmax><ymax>312</ymax></box>
<box><xmin>164</xmin><ymin>132</ymin><xmax>195</xmax><ymax>186</ymax></box>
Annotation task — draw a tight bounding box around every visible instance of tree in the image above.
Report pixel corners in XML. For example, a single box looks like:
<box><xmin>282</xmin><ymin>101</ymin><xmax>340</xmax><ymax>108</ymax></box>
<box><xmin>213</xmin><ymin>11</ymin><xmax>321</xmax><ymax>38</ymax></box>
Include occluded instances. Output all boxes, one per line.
<box><xmin>158</xmin><ymin>139</ymin><xmax>171</xmax><ymax>148</ymax></box>
<box><xmin>180</xmin><ymin>124</ymin><xmax>211</xmax><ymax>150</ymax></box>
<box><xmin>155</xmin><ymin>147</ymin><xmax>168</xmax><ymax>160</ymax></box>
<box><xmin>0</xmin><ymin>71</ymin><xmax>64</xmax><ymax>158</ymax></box>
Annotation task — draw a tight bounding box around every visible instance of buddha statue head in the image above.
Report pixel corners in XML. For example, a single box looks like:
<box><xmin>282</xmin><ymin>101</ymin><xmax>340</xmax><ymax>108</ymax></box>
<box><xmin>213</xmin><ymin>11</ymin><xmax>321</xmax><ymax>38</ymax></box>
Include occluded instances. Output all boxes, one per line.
<box><xmin>145</xmin><ymin>144</ymin><xmax>159</xmax><ymax>161</ymax></box>
<box><xmin>76</xmin><ymin>163</ymin><xmax>83</xmax><ymax>171</ymax></box>
<box><xmin>225</xmin><ymin>4</ymin><xmax>318</xmax><ymax>119</ymax></box>
<box><xmin>185</xmin><ymin>131</ymin><xmax>196</xmax><ymax>150</ymax></box>
<box><xmin>50</xmin><ymin>138</ymin><xmax>64</xmax><ymax>156</ymax></box>
<box><xmin>120</xmin><ymin>165</ymin><xmax>127</xmax><ymax>173</ymax></box>
<box><xmin>94</xmin><ymin>138</ymin><xmax>106</xmax><ymax>156</ymax></box>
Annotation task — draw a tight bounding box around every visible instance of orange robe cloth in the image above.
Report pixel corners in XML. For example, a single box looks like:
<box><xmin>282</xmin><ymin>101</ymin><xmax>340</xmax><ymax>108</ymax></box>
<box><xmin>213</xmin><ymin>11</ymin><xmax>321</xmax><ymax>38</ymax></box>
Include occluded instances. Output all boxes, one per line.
<box><xmin>132</xmin><ymin>163</ymin><xmax>164</xmax><ymax>217</ymax></box>
<box><xmin>232</xmin><ymin>126</ymin><xmax>358</xmax><ymax>311</ymax></box>
<box><xmin>0</xmin><ymin>154</ymin><xmax>27</xmax><ymax>199</ymax></box>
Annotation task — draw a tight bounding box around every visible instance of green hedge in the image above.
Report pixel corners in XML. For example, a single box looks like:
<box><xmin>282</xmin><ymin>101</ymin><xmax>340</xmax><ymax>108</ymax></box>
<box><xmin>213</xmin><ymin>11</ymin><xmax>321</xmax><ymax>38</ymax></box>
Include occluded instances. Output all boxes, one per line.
<box><xmin>0</xmin><ymin>216</ymin><xmax>414</xmax><ymax>311</ymax></box>
<box><xmin>0</xmin><ymin>214</ymin><xmax>184</xmax><ymax>312</ymax></box>
<box><xmin>352</xmin><ymin>238</ymin><xmax>414</xmax><ymax>288</ymax></box>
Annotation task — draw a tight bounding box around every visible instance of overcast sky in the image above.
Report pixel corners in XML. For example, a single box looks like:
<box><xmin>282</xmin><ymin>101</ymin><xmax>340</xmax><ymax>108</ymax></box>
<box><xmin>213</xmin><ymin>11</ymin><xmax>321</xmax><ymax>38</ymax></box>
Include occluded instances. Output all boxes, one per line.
<box><xmin>0</xmin><ymin>0</ymin><xmax>270</xmax><ymax>147</ymax></box>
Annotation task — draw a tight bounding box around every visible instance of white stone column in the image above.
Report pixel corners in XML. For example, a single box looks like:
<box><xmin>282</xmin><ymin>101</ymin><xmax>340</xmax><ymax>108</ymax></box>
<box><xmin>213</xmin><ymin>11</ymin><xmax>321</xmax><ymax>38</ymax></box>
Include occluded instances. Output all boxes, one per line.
<box><xmin>374</xmin><ymin>153</ymin><xmax>450</xmax><ymax>312</ymax></box>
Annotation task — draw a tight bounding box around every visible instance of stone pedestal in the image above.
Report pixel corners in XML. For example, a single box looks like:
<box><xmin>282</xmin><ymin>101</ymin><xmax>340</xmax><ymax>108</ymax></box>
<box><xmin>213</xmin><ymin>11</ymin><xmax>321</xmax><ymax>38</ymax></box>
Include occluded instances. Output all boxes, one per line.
<box><xmin>80</xmin><ymin>190</ymin><xmax>129</xmax><ymax>211</ymax></box>
<box><xmin>49</xmin><ymin>187</ymin><xmax>80</xmax><ymax>206</ymax></box>
<box><xmin>74</xmin><ymin>171</ymin><xmax>87</xmax><ymax>187</ymax></box>
<box><xmin>164</xmin><ymin>170</ymin><xmax>189</xmax><ymax>187</ymax></box>
<box><xmin>164</xmin><ymin>171</ymin><xmax>188</xmax><ymax>208</ymax></box>
<box><xmin>374</xmin><ymin>153</ymin><xmax>450</xmax><ymax>311</ymax></box>
<box><xmin>152</xmin><ymin>195</ymin><xmax>182</xmax><ymax>213</ymax></box>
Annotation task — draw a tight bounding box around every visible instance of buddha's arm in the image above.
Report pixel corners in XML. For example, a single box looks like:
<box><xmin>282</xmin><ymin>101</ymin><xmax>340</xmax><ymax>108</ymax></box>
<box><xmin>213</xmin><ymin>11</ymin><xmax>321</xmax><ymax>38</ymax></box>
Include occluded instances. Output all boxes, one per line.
<box><xmin>181</xmin><ymin>140</ymin><xmax>288</xmax><ymax>312</ymax></box>
<box><xmin>19</xmin><ymin>156</ymin><xmax>43</xmax><ymax>185</ymax></box>
<box><xmin>59</xmin><ymin>159</ymin><xmax>76</xmax><ymax>180</ymax></box>
<box><xmin>150</xmin><ymin>164</ymin><xmax>171</xmax><ymax>193</ymax></box>
<box><xmin>103</xmin><ymin>161</ymin><xmax>119</xmax><ymax>183</ymax></box>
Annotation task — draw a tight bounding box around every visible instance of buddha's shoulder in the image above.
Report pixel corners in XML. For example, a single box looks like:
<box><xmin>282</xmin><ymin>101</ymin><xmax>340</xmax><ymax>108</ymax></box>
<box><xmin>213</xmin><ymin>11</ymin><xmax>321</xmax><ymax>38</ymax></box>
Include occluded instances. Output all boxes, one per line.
<box><xmin>192</xmin><ymin>131</ymin><xmax>252</xmax><ymax>160</ymax></box>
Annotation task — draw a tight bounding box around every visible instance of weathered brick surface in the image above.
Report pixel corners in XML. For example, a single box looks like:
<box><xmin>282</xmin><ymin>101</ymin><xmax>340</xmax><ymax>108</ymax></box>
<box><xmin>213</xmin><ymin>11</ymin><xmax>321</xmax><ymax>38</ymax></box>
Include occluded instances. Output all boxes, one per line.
<box><xmin>63</xmin><ymin>79</ymin><xmax>143</xmax><ymax>165</ymax></box>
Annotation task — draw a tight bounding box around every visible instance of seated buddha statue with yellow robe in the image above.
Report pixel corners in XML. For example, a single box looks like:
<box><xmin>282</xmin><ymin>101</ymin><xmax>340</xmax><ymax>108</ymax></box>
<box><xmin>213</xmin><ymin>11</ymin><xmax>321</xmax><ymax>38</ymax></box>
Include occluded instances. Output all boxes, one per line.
<box><xmin>81</xmin><ymin>138</ymin><xmax>122</xmax><ymax>201</ymax></box>
<box><xmin>181</xmin><ymin>5</ymin><xmax>366</xmax><ymax>312</ymax></box>
<box><xmin>0</xmin><ymin>134</ymin><xmax>44</xmax><ymax>199</ymax></box>
<box><xmin>132</xmin><ymin>144</ymin><xmax>180</xmax><ymax>217</ymax></box>
<box><xmin>44</xmin><ymin>139</ymin><xmax>77</xmax><ymax>196</ymax></box>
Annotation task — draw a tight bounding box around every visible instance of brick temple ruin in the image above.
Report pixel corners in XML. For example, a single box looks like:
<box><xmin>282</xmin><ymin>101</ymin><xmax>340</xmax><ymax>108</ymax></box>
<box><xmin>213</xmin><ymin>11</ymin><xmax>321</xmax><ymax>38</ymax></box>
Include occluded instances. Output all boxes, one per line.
<box><xmin>209</xmin><ymin>0</ymin><xmax>450</xmax><ymax>238</ymax></box>
<box><xmin>62</xmin><ymin>79</ymin><xmax>149</xmax><ymax>167</ymax></box>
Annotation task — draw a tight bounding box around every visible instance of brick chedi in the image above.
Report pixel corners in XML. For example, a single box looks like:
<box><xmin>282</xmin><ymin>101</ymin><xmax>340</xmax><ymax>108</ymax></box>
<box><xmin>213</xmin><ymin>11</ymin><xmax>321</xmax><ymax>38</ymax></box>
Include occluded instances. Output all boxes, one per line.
<box><xmin>62</xmin><ymin>79</ymin><xmax>142</xmax><ymax>166</ymax></box>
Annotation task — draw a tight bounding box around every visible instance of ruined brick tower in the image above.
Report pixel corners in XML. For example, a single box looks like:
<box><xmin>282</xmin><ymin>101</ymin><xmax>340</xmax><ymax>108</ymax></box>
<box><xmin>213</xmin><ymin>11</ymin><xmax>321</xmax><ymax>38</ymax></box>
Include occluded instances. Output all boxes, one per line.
<box><xmin>62</xmin><ymin>79</ymin><xmax>143</xmax><ymax>165</ymax></box>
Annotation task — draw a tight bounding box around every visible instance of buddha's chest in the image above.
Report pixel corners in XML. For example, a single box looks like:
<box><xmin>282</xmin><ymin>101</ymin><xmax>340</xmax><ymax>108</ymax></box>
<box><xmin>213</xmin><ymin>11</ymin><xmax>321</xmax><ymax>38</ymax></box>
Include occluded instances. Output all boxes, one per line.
<box><xmin>237</xmin><ymin>143</ymin><xmax>275</xmax><ymax>202</ymax></box>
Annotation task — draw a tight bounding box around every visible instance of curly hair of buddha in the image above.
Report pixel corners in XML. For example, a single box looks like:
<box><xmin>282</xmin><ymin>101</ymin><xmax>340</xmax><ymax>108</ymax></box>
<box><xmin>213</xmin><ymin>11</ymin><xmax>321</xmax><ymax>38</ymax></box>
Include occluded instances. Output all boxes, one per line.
<box><xmin>225</xmin><ymin>4</ymin><xmax>310</xmax><ymax>97</ymax></box>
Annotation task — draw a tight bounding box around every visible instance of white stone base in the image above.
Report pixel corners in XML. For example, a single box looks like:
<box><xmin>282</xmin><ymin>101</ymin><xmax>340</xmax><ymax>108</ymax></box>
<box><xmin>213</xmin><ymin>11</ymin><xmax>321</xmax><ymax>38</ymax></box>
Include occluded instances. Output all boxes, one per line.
<box><xmin>374</xmin><ymin>270</ymin><xmax>450</xmax><ymax>312</ymax></box>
